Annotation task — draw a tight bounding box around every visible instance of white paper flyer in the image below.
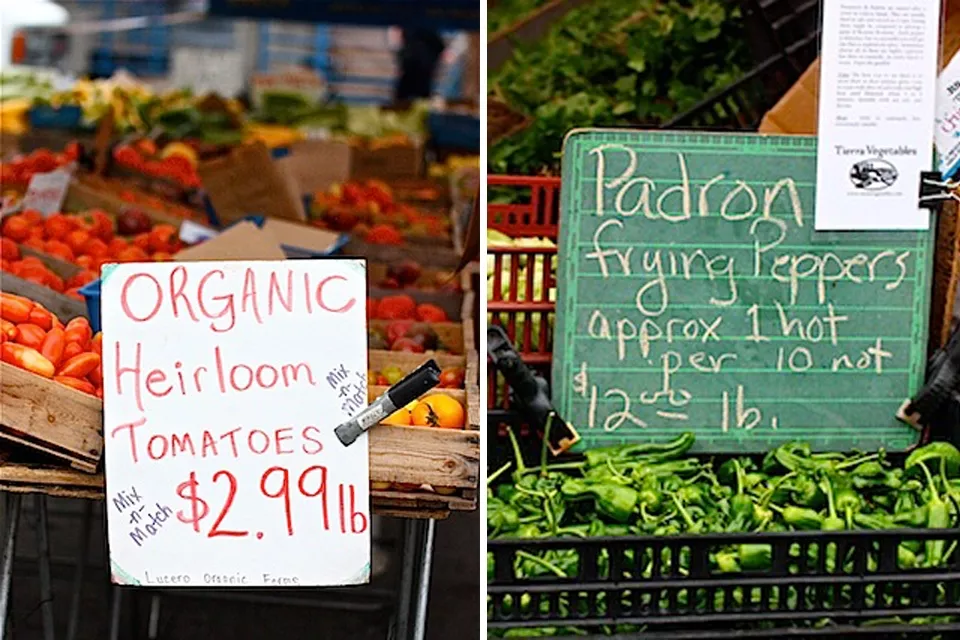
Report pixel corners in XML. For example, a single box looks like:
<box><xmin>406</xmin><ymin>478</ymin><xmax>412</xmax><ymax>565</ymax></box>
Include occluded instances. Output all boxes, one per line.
<box><xmin>815</xmin><ymin>0</ymin><xmax>941</xmax><ymax>231</ymax></box>
<box><xmin>935</xmin><ymin>51</ymin><xmax>960</xmax><ymax>180</ymax></box>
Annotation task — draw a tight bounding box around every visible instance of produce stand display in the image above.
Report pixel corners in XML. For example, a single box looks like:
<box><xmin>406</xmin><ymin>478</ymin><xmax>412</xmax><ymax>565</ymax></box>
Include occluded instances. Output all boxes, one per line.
<box><xmin>485</xmin><ymin>170</ymin><xmax>960</xmax><ymax>637</ymax></box>
<box><xmin>1</xmin><ymin>163</ymin><xmax>481</xmax><ymax>520</ymax></box>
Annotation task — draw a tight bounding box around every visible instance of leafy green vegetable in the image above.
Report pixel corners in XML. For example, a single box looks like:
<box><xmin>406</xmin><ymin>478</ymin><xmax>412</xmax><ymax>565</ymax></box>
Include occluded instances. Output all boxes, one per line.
<box><xmin>490</xmin><ymin>0</ymin><xmax>750</xmax><ymax>175</ymax></box>
<box><xmin>488</xmin><ymin>0</ymin><xmax>550</xmax><ymax>36</ymax></box>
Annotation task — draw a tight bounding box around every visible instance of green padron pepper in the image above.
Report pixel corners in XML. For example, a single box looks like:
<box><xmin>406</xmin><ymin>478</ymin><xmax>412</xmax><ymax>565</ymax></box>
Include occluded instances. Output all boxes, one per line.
<box><xmin>560</xmin><ymin>479</ymin><xmax>638</xmax><ymax>523</ymax></box>
<box><xmin>738</xmin><ymin>543</ymin><xmax>772</xmax><ymax>570</ymax></box>
<box><xmin>780</xmin><ymin>505</ymin><xmax>823</xmax><ymax>530</ymax></box>
<box><xmin>583</xmin><ymin>432</ymin><xmax>695</xmax><ymax>467</ymax></box>
<box><xmin>488</xmin><ymin>498</ymin><xmax>520</xmax><ymax>533</ymax></box>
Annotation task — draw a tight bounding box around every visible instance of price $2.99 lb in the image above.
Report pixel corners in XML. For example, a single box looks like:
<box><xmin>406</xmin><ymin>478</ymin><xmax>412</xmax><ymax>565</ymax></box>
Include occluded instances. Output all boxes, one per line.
<box><xmin>174</xmin><ymin>465</ymin><xmax>366</xmax><ymax>540</ymax></box>
<box><xmin>102</xmin><ymin>260</ymin><xmax>371</xmax><ymax>588</ymax></box>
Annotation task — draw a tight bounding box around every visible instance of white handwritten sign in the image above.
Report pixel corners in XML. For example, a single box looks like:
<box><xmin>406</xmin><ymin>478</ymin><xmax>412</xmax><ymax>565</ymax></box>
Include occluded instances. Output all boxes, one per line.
<box><xmin>22</xmin><ymin>169</ymin><xmax>72</xmax><ymax>216</ymax></box>
<box><xmin>102</xmin><ymin>260</ymin><xmax>371</xmax><ymax>587</ymax></box>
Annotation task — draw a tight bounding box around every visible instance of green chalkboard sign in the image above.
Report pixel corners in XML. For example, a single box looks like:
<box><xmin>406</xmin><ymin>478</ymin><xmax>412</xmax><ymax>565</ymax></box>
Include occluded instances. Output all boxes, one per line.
<box><xmin>553</xmin><ymin>131</ymin><xmax>934</xmax><ymax>453</ymax></box>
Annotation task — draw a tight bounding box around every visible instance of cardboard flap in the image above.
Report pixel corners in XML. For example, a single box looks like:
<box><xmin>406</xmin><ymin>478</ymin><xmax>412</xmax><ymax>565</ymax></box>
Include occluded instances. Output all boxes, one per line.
<box><xmin>277</xmin><ymin>140</ymin><xmax>352</xmax><ymax>195</ymax></box>
<box><xmin>174</xmin><ymin>221</ymin><xmax>286</xmax><ymax>262</ymax></box>
<box><xmin>262</xmin><ymin>218</ymin><xmax>341</xmax><ymax>254</ymax></box>
<box><xmin>198</xmin><ymin>142</ymin><xmax>306</xmax><ymax>225</ymax></box>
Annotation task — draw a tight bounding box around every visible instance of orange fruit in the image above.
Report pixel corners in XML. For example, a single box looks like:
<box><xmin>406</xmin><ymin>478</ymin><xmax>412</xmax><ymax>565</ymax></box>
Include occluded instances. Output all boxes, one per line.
<box><xmin>410</xmin><ymin>395</ymin><xmax>465</xmax><ymax>429</ymax></box>
<box><xmin>381</xmin><ymin>400</ymin><xmax>417</xmax><ymax>426</ymax></box>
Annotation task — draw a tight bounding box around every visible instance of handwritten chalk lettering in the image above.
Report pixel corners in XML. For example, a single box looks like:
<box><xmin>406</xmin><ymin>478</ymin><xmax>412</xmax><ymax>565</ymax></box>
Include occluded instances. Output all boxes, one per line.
<box><xmin>632</xmin><ymin>249</ymin><xmax>738</xmax><ymax>315</ymax></box>
<box><xmin>776</xmin><ymin>346</ymin><xmax>814</xmax><ymax>372</ymax></box>
<box><xmin>831</xmin><ymin>339</ymin><xmax>893</xmax><ymax>374</ymax></box>
<box><xmin>587</xmin><ymin>310</ymin><xmax>724</xmax><ymax>360</ymax></box>
<box><xmin>773</xmin><ymin>302</ymin><xmax>849</xmax><ymax>345</ymax></box>
<box><xmin>751</xmin><ymin>222</ymin><xmax>912</xmax><ymax>304</ymax></box>
<box><xmin>601</xmin><ymin>388</ymin><xmax>648</xmax><ymax>432</ymax></box>
<box><xmin>591</xmin><ymin>146</ymin><xmax>804</xmax><ymax>226</ymax></box>
<box><xmin>638</xmin><ymin>352</ymin><xmax>693</xmax><ymax>407</ymax></box>
<box><xmin>119</xmin><ymin>266</ymin><xmax>357</xmax><ymax>331</ymax></box>
<box><xmin>573</xmin><ymin>362</ymin><xmax>590</xmax><ymax>398</ymax></box>
<box><xmin>721</xmin><ymin>386</ymin><xmax>779</xmax><ymax>433</ymax></box>
<box><xmin>586</xmin><ymin>219</ymin><xmax>633</xmax><ymax>277</ymax></box>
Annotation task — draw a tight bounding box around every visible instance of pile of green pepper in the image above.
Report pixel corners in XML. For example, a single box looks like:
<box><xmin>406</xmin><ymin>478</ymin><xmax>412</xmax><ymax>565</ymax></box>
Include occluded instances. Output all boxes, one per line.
<box><xmin>488</xmin><ymin>431</ymin><xmax>960</xmax><ymax>636</ymax></box>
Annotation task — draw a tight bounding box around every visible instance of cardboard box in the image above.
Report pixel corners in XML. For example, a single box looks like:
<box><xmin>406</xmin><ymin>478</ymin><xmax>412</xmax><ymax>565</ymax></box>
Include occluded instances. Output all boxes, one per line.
<box><xmin>760</xmin><ymin>1</ymin><xmax>960</xmax><ymax>134</ymax></box>
<box><xmin>758</xmin><ymin>2</ymin><xmax>960</xmax><ymax>347</ymax></box>
<box><xmin>174</xmin><ymin>220</ymin><xmax>286</xmax><ymax>262</ymax></box>
<box><xmin>276</xmin><ymin>139</ymin><xmax>352</xmax><ymax>194</ymax></box>
<box><xmin>259</xmin><ymin>217</ymin><xmax>343</xmax><ymax>257</ymax></box>
<box><xmin>198</xmin><ymin>142</ymin><xmax>306</xmax><ymax>225</ymax></box>
<box><xmin>350</xmin><ymin>142</ymin><xmax>424</xmax><ymax>181</ymax></box>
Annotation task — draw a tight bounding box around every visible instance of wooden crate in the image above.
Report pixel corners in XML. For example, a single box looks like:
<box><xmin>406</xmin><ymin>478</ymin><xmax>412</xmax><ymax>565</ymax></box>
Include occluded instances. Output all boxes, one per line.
<box><xmin>0</xmin><ymin>363</ymin><xmax>103</xmax><ymax>473</ymax></box>
<box><xmin>367</xmin><ymin>260</ymin><xmax>460</xmax><ymax>289</ymax></box>
<box><xmin>0</xmin><ymin>345</ymin><xmax>481</xmax><ymax>516</ymax></box>
<box><xmin>369</xmin><ymin>349</ymin><xmax>467</xmax><ymax>376</ymax></box>
<box><xmin>3</xmin><ymin>248</ymin><xmax>88</xmax><ymax>323</ymax></box>
<box><xmin>370</xmin><ymin>319</ymin><xmax>466</xmax><ymax>354</ymax></box>
<box><xmin>343</xmin><ymin>237</ymin><xmax>461</xmax><ymax>268</ymax></box>
<box><xmin>369</xmin><ymin>287</ymin><xmax>464</xmax><ymax>321</ymax></box>
<box><xmin>0</xmin><ymin>463</ymin><xmax>104</xmax><ymax>500</ymax></box>
<box><xmin>65</xmin><ymin>177</ymin><xmax>207</xmax><ymax>228</ymax></box>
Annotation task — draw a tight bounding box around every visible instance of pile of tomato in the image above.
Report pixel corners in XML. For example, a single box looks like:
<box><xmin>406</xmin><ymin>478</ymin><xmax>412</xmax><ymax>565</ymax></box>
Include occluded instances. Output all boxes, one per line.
<box><xmin>0</xmin><ymin>293</ymin><xmax>102</xmax><ymax>398</ymax></box>
<box><xmin>1</xmin><ymin>210</ymin><xmax>183</xmax><ymax>300</ymax></box>
<box><xmin>0</xmin><ymin>144</ymin><xmax>79</xmax><ymax>190</ymax></box>
<box><xmin>112</xmin><ymin>142</ymin><xmax>200</xmax><ymax>189</ymax></box>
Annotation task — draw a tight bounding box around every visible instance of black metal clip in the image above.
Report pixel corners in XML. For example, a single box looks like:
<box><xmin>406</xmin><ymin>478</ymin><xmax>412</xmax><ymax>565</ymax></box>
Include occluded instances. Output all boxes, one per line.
<box><xmin>919</xmin><ymin>171</ymin><xmax>958</xmax><ymax>211</ymax></box>
<box><xmin>898</xmin><ymin>324</ymin><xmax>960</xmax><ymax>431</ymax></box>
<box><xmin>487</xmin><ymin>325</ymin><xmax>579</xmax><ymax>455</ymax></box>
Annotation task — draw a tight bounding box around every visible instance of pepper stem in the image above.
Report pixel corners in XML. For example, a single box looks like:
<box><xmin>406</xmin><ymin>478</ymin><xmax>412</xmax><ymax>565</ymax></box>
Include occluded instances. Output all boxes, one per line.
<box><xmin>515</xmin><ymin>550</ymin><xmax>568</xmax><ymax>578</ymax></box>
<box><xmin>505</xmin><ymin>426</ymin><xmax>527</xmax><ymax>475</ymax></box>
<box><xmin>834</xmin><ymin>453</ymin><xmax>879</xmax><ymax>470</ymax></box>
<box><xmin>487</xmin><ymin>461</ymin><xmax>512</xmax><ymax>487</ymax></box>
<box><xmin>918</xmin><ymin>461</ymin><xmax>941</xmax><ymax>501</ymax></box>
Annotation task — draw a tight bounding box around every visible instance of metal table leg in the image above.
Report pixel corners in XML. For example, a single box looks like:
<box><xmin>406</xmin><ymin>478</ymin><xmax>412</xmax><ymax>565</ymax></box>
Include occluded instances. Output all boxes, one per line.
<box><xmin>66</xmin><ymin>500</ymin><xmax>94</xmax><ymax>640</ymax></box>
<box><xmin>147</xmin><ymin>594</ymin><xmax>161</xmax><ymax>640</ymax></box>
<box><xmin>410</xmin><ymin>519</ymin><xmax>436</xmax><ymax>640</ymax></box>
<box><xmin>393</xmin><ymin>520</ymin><xmax>418</xmax><ymax>639</ymax></box>
<box><xmin>394</xmin><ymin>519</ymin><xmax>436</xmax><ymax>640</ymax></box>
<box><xmin>34</xmin><ymin>496</ymin><xmax>55</xmax><ymax>640</ymax></box>
<box><xmin>108</xmin><ymin>588</ymin><xmax>123</xmax><ymax>640</ymax></box>
<box><xmin>0</xmin><ymin>494</ymin><xmax>22</xmax><ymax>640</ymax></box>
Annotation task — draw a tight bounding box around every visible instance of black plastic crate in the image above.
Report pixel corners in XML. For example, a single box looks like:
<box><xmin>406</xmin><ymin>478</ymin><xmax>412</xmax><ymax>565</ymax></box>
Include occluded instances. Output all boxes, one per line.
<box><xmin>740</xmin><ymin>0</ymin><xmax>822</xmax><ymax>73</ymax></box>
<box><xmin>662</xmin><ymin>47</ymin><xmax>810</xmax><ymax>131</ymax></box>
<box><xmin>489</xmin><ymin>529</ymin><xmax>960</xmax><ymax>638</ymax></box>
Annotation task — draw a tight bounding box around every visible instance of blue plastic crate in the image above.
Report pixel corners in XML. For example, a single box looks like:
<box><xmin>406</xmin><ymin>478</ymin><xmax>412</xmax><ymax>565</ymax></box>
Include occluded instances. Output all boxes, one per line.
<box><xmin>79</xmin><ymin>279</ymin><xmax>102</xmax><ymax>334</ymax></box>
<box><xmin>28</xmin><ymin>105</ymin><xmax>83</xmax><ymax>130</ymax></box>
<box><xmin>428</xmin><ymin>111</ymin><xmax>479</xmax><ymax>152</ymax></box>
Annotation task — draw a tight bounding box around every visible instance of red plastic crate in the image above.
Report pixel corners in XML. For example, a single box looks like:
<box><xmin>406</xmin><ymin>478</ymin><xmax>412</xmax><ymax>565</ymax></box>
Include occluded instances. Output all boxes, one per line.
<box><xmin>488</xmin><ymin>175</ymin><xmax>560</xmax><ymax>239</ymax></box>
<box><xmin>487</xmin><ymin>175</ymin><xmax>560</xmax><ymax>410</ymax></box>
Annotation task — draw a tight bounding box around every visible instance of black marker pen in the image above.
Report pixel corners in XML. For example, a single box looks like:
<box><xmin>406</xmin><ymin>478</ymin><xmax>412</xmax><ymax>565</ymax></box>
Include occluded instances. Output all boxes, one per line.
<box><xmin>335</xmin><ymin>360</ymin><xmax>441</xmax><ymax>446</ymax></box>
